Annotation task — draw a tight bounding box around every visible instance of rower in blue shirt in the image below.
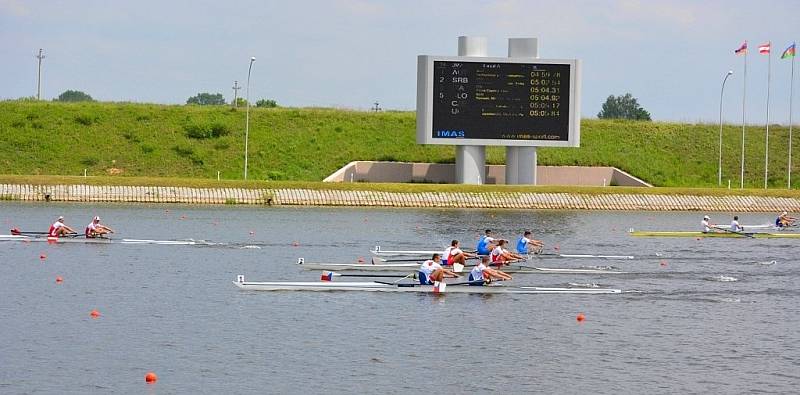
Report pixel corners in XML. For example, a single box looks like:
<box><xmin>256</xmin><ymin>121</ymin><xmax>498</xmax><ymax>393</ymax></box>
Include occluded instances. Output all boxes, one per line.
<box><xmin>476</xmin><ymin>229</ymin><xmax>496</xmax><ymax>256</ymax></box>
<box><xmin>516</xmin><ymin>231</ymin><xmax>544</xmax><ymax>254</ymax></box>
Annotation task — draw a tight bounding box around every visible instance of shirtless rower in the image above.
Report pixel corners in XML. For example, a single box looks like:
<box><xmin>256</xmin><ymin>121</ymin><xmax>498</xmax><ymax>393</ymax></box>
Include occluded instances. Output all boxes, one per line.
<box><xmin>468</xmin><ymin>256</ymin><xmax>513</xmax><ymax>284</ymax></box>
<box><xmin>490</xmin><ymin>239</ymin><xmax>525</xmax><ymax>266</ymax></box>
<box><xmin>443</xmin><ymin>240</ymin><xmax>476</xmax><ymax>266</ymax></box>
<box><xmin>48</xmin><ymin>216</ymin><xmax>76</xmax><ymax>237</ymax></box>
<box><xmin>516</xmin><ymin>230</ymin><xmax>544</xmax><ymax>255</ymax></box>
<box><xmin>85</xmin><ymin>216</ymin><xmax>115</xmax><ymax>238</ymax></box>
<box><xmin>418</xmin><ymin>254</ymin><xmax>459</xmax><ymax>285</ymax></box>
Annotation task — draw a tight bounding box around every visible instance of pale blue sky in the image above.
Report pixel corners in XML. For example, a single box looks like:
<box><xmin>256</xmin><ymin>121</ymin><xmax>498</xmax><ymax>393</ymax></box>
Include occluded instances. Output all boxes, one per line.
<box><xmin>1</xmin><ymin>0</ymin><xmax>798</xmax><ymax>124</ymax></box>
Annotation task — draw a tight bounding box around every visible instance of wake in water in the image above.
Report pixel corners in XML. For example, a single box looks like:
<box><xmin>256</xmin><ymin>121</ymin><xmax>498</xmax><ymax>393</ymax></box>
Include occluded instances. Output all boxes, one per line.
<box><xmin>705</xmin><ymin>275</ymin><xmax>739</xmax><ymax>282</ymax></box>
<box><xmin>567</xmin><ymin>282</ymin><xmax>600</xmax><ymax>288</ymax></box>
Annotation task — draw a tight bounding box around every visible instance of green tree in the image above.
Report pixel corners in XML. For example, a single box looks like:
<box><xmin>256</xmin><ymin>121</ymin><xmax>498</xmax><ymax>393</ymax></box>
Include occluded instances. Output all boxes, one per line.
<box><xmin>256</xmin><ymin>99</ymin><xmax>278</xmax><ymax>108</ymax></box>
<box><xmin>598</xmin><ymin>93</ymin><xmax>651</xmax><ymax>121</ymax></box>
<box><xmin>234</xmin><ymin>97</ymin><xmax>247</xmax><ymax>107</ymax></box>
<box><xmin>54</xmin><ymin>90</ymin><xmax>94</xmax><ymax>102</ymax></box>
<box><xmin>186</xmin><ymin>92</ymin><xmax>225</xmax><ymax>105</ymax></box>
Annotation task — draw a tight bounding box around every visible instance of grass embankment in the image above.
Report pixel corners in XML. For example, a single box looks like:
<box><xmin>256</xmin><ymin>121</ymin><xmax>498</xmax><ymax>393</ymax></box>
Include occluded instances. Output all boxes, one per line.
<box><xmin>0</xmin><ymin>101</ymin><xmax>797</xmax><ymax>188</ymax></box>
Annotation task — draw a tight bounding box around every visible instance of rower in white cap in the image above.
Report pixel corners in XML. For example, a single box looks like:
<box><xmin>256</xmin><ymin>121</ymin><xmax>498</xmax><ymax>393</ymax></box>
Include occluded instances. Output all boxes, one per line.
<box><xmin>85</xmin><ymin>216</ymin><xmax>115</xmax><ymax>238</ymax></box>
<box><xmin>48</xmin><ymin>216</ymin><xmax>76</xmax><ymax>237</ymax></box>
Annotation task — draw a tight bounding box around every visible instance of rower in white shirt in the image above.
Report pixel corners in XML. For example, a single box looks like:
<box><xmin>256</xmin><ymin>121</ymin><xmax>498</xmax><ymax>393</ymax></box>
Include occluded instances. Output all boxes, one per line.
<box><xmin>701</xmin><ymin>215</ymin><xmax>718</xmax><ymax>233</ymax></box>
<box><xmin>48</xmin><ymin>216</ymin><xmax>76</xmax><ymax>237</ymax></box>
<box><xmin>730</xmin><ymin>216</ymin><xmax>743</xmax><ymax>232</ymax></box>
<box><xmin>489</xmin><ymin>239</ymin><xmax>525</xmax><ymax>266</ymax></box>
<box><xmin>443</xmin><ymin>240</ymin><xmax>476</xmax><ymax>266</ymax></box>
<box><xmin>418</xmin><ymin>254</ymin><xmax>459</xmax><ymax>285</ymax></box>
<box><xmin>468</xmin><ymin>256</ymin><xmax>513</xmax><ymax>284</ymax></box>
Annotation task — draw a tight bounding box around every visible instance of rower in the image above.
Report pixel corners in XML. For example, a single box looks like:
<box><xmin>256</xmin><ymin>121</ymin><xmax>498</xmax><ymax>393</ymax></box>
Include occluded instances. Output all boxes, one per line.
<box><xmin>516</xmin><ymin>230</ymin><xmax>544</xmax><ymax>255</ymax></box>
<box><xmin>443</xmin><ymin>240</ymin><xmax>476</xmax><ymax>266</ymax></box>
<box><xmin>468</xmin><ymin>256</ymin><xmax>513</xmax><ymax>285</ymax></box>
<box><xmin>701</xmin><ymin>215</ymin><xmax>718</xmax><ymax>233</ymax></box>
<box><xmin>490</xmin><ymin>239</ymin><xmax>525</xmax><ymax>266</ymax></box>
<box><xmin>776</xmin><ymin>211</ymin><xmax>797</xmax><ymax>228</ymax></box>
<box><xmin>730</xmin><ymin>216</ymin><xmax>743</xmax><ymax>232</ymax></box>
<box><xmin>418</xmin><ymin>253</ymin><xmax>459</xmax><ymax>285</ymax></box>
<box><xmin>85</xmin><ymin>216</ymin><xmax>115</xmax><ymax>238</ymax></box>
<box><xmin>475</xmin><ymin>229</ymin><xmax>496</xmax><ymax>256</ymax></box>
<box><xmin>48</xmin><ymin>216</ymin><xmax>76</xmax><ymax>237</ymax></box>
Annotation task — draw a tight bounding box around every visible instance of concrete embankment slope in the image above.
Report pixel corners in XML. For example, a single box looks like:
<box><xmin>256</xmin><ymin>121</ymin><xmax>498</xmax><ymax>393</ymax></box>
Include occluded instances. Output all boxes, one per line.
<box><xmin>2</xmin><ymin>184</ymin><xmax>800</xmax><ymax>212</ymax></box>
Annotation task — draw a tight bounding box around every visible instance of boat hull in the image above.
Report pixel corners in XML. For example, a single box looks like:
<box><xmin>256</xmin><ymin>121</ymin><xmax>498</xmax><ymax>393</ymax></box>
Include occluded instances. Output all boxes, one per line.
<box><xmin>234</xmin><ymin>280</ymin><xmax>621</xmax><ymax>294</ymax></box>
<box><xmin>295</xmin><ymin>262</ymin><xmax>626</xmax><ymax>274</ymax></box>
<box><xmin>629</xmin><ymin>231</ymin><xmax>800</xmax><ymax>238</ymax></box>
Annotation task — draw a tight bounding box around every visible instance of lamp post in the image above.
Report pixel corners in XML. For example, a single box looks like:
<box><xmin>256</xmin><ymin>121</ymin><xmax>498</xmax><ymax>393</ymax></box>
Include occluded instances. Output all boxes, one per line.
<box><xmin>718</xmin><ymin>70</ymin><xmax>734</xmax><ymax>186</ymax></box>
<box><xmin>244</xmin><ymin>57</ymin><xmax>255</xmax><ymax>180</ymax></box>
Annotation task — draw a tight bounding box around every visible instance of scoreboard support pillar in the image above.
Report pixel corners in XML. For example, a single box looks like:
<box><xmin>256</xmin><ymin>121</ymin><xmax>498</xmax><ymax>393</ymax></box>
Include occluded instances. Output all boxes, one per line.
<box><xmin>455</xmin><ymin>36</ymin><xmax>488</xmax><ymax>184</ymax></box>
<box><xmin>506</xmin><ymin>38</ymin><xmax>539</xmax><ymax>185</ymax></box>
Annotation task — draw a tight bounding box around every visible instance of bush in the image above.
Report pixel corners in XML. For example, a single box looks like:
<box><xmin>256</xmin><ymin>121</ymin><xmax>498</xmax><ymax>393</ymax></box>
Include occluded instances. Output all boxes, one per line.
<box><xmin>141</xmin><ymin>144</ymin><xmax>155</xmax><ymax>154</ymax></box>
<box><xmin>266</xmin><ymin>170</ymin><xmax>287</xmax><ymax>180</ymax></box>
<box><xmin>256</xmin><ymin>99</ymin><xmax>278</xmax><ymax>108</ymax></box>
<box><xmin>186</xmin><ymin>93</ymin><xmax>225</xmax><ymax>105</ymax></box>
<box><xmin>172</xmin><ymin>145</ymin><xmax>194</xmax><ymax>157</ymax></box>
<box><xmin>55</xmin><ymin>90</ymin><xmax>94</xmax><ymax>102</ymax></box>
<box><xmin>80</xmin><ymin>157</ymin><xmax>99</xmax><ymax>166</ymax></box>
<box><xmin>74</xmin><ymin>114</ymin><xmax>97</xmax><ymax>126</ymax></box>
<box><xmin>184</xmin><ymin>122</ymin><xmax>230</xmax><ymax>139</ymax></box>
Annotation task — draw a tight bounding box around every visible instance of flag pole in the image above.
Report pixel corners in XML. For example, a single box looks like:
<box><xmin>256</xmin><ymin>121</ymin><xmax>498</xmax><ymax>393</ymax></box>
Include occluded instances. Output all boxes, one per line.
<box><xmin>790</xmin><ymin>44</ymin><xmax>795</xmax><ymax>189</ymax></box>
<box><xmin>765</xmin><ymin>42</ymin><xmax>772</xmax><ymax>189</ymax></box>
<box><xmin>741</xmin><ymin>43</ymin><xmax>747</xmax><ymax>189</ymax></box>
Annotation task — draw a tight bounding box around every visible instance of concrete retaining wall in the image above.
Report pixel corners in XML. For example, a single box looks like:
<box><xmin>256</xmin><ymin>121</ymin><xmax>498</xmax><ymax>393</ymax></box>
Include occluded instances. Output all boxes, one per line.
<box><xmin>323</xmin><ymin>161</ymin><xmax>652</xmax><ymax>187</ymax></box>
<box><xmin>1</xmin><ymin>184</ymin><xmax>799</xmax><ymax>212</ymax></box>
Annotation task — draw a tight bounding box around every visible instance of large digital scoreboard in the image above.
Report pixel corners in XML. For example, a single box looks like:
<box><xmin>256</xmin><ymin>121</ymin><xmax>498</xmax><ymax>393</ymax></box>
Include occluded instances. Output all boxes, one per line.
<box><xmin>417</xmin><ymin>56</ymin><xmax>581</xmax><ymax>147</ymax></box>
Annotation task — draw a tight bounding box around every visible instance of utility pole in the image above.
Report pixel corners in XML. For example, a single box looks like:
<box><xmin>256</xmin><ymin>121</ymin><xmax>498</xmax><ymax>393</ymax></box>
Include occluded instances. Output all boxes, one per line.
<box><xmin>36</xmin><ymin>48</ymin><xmax>45</xmax><ymax>100</ymax></box>
<box><xmin>232</xmin><ymin>80</ymin><xmax>241</xmax><ymax>108</ymax></box>
<box><xmin>372</xmin><ymin>101</ymin><xmax>381</xmax><ymax>112</ymax></box>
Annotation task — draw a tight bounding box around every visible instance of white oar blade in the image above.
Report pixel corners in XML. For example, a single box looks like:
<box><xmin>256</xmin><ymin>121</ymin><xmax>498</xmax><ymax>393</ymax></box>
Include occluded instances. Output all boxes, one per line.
<box><xmin>453</xmin><ymin>263</ymin><xmax>464</xmax><ymax>273</ymax></box>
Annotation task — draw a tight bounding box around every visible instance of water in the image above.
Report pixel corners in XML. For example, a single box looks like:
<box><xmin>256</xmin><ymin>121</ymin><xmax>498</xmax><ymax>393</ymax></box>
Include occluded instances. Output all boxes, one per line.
<box><xmin>0</xmin><ymin>203</ymin><xmax>798</xmax><ymax>394</ymax></box>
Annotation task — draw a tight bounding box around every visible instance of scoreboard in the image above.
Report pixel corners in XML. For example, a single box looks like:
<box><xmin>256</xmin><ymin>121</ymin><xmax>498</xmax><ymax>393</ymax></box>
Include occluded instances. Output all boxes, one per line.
<box><xmin>416</xmin><ymin>56</ymin><xmax>581</xmax><ymax>147</ymax></box>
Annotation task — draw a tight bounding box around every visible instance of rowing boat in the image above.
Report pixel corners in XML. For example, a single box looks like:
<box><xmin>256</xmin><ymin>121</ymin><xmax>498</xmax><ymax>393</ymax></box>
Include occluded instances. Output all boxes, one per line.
<box><xmin>372</xmin><ymin>246</ymin><xmax>634</xmax><ymax>260</ymax></box>
<box><xmin>0</xmin><ymin>234</ymin><xmax>218</xmax><ymax>245</ymax></box>
<box><xmin>629</xmin><ymin>230</ymin><xmax>800</xmax><ymax>238</ymax></box>
<box><xmin>295</xmin><ymin>259</ymin><xmax>627</xmax><ymax>274</ymax></box>
<box><xmin>233</xmin><ymin>276</ymin><xmax>622</xmax><ymax>294</ymax></box>
<box><xmin>371</xmin><ymin>246</ymin><xmax>440</xmax><ymax>257</ymax></box>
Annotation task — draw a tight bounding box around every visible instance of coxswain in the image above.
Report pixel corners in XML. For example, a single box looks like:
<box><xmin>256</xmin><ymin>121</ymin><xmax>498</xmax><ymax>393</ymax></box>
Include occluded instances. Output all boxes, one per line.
<box><xmin>475</xmin><ymin>229</ymin><xmax>496</xmax><ymax>256</ymax></box>
<box><xmin>443</xmin><ymin>240</ymin><xmax>476</xmax><ymax>266</ymax></box>
<box><xmin>516</xmin><ymin>230</ymin><xmax>544</xmax><ymax>255</ymax></box>
<box><xmin>85</xmin><ymin>216</ymin><xmax>115</xmax><ymax>238</ymax></box>
<box><xmin>468</xmin><ymin>256</ymin><xmax>513</xmax><ymax>285</ymax></box>
<box><xmin>418</xmin><ymin>254</ymin><xmax>459</xmax><ymax>285</ymax></box>
<box><xmin>48</xmin><ymin>216</ymin><xmax>76</xmax><ymax>237</ymax></box>
<box><xmin>776</xmin><ymin>211</ymin><xmax>797</xmax><ymax>228</ymax></box>
<box><xmin>490</xmin><ymin>239</ymin><xmax>525</xmax><ymax>266</ymax></box>
<box><xmin>730</xmin><ymin>216</ymin><xmax>743</xmax><ymax>232</ymax></box>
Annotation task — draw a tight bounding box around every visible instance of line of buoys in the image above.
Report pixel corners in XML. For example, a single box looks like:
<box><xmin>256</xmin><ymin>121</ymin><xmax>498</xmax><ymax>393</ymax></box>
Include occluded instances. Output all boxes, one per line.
<box><xmin>145</xmin><ymin>371</ymin><xmax>158</xmax><ymax>383</ymax></box>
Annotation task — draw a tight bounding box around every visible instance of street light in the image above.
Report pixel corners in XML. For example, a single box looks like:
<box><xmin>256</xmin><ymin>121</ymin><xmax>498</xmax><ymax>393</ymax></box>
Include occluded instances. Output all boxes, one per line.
<box><xmin>244</xmin><ymin>56</ymin><xmax>255</xmax><ymax>180</ymax></box>
<box><xmin>718</xmin><ymin>70</ymin><xmax>734</xmax><ymax>186</ymax></box>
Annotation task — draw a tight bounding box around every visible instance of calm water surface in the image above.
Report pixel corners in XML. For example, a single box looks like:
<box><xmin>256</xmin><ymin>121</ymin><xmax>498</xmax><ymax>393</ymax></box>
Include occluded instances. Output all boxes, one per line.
<box><xmin>0</xmin><ymin>202</ymin><xmax>797</xmax><ymax>394</ymax></box>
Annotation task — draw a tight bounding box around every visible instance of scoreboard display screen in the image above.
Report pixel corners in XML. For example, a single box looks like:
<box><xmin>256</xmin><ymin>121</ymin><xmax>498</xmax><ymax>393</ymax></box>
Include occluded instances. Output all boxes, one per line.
<box><xmin>417</xmin><ymin>56</ymin><xmax>581</xmax><ymax>147</ymax></box>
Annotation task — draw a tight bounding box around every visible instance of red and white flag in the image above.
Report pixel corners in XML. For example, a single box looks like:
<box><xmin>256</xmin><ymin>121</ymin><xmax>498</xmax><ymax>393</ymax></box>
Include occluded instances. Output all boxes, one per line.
<box><xmin>759</xmin><ymin>42</ymin><xmax>771</xmax><ymax>54</ymax></box>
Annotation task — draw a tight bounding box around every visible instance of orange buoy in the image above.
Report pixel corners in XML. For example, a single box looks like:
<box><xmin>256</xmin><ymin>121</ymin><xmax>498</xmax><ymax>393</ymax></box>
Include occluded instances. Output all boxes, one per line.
<box><xmin>291</xmin><ymin>241</ymin><xmax>299</xmax><ymax>247</ymax></box>
<box><xmin>39</xmin><ymin>253</ymin><xmax>47</xmax><ymax>260</ymax></box>
<box><xmin>576</xmin><ymin>313</ymin><xmax>586</xmax><ymax>322</ymax></box>
<box><xmin>145</xmin><ymin>372</ymin><xmax>158</xmax><ymax>383</ymax></box>
<box><xmin>90</xmin><ymin>309</ymin><xmax>101</xmax><ymax>319</ymax></box>
<box><xmin>55</xmin><ymin>276</ymin><xmax>63</xmax><ymax>284</ymax></box>
<box><xmin>357</xmin><ymin>257</ymin><xmax>365</xmax><ymax>263</ymax></box>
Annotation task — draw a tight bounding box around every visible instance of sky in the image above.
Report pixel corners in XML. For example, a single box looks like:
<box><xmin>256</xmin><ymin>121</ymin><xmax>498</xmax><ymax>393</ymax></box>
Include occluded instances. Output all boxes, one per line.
<box><xmin>1</xmin><ymin>0</ymin><xmax>799</xmax><ymax>124</ymax></box>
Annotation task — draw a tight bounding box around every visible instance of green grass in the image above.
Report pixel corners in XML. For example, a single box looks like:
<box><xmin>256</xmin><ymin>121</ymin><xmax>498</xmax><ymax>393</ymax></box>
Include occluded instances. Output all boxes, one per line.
<box><xmin>0</xmin><ymin>100</ymin><xmax>797</xmax><ymax>188</ymax></box>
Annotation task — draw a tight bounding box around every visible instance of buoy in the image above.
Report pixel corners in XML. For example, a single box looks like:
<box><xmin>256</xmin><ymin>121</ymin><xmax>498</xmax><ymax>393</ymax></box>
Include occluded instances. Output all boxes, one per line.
<box><xmin>39</xmin><ymin>253</ymin><xmax>47</xmax><ymax>260</ymax></box>
<box><xmin>55</xmin><ymin>276</ymin><xmax>63</xmax><ymax>284</ymax></box>
<box><xmin>576</xmin><ymin>313</ymin><xmax>586</xmax><ymax>322</ymax></box>
<box><xmin>165</xmin><ymin>209</ymin><xmax>170</xmax><ymax>213</ymax></box>
<box><xmin>357</xmin><ymin>257</ymin><xmax>365</xmax><ymax>263</ymax></box>
<box><xmin>145</xmin><ymin>372</ymin><xmax>158</xmax><ymax>383</ymax></box>
<box><xmin>292</xmin><ymin>241</ymin><xmax>299</xmax><ymax>247</ymax></box>
<box><xmin>249</xmin><ymin>231</ymin><xmax>255</xmax><ymax>235</ymax></box>
<box><xmin>90</xmin><ymin>309</ymin><xmax>101</xmax><ymax>319</ymax></box>
<box><xmin>179</xmin><ymin>215</ymin><xmax>186</xmax><ymax>220</ymax></box>
<box><xmin>659</xmin><ymin>260</ymin><xmax>668</xmax><ymax>267</ymax></box>
<box><xmin>695</xmin><ymin>237</ymin><xmax>702</xmax><ymax>241</ymax></box>
<box><xmin>554</xmin><ymin>245</ymin><xmax>560</xmax><ymax>251</ymax></box>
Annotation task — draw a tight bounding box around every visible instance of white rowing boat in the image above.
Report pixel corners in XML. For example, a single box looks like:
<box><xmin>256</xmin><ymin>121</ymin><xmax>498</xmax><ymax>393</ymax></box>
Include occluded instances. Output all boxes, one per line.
<box><xmin>234</xmin><ymin>276</ymin><xmax>622</xmax><ymax>294</ymax></box>
<box><xmin>0</xmin><ymin>234</ymin><xmax>218</xmax><ymax>245</ymax></box>
<box><xmin>295</xmin><ymin>258</ymin><xmax>627</xmax><ymax>274</ymax></box>
<box><xmin>370</xmin><ymin>246</ymin><xmax>440</xmax><ymax>257</ymax></box>
<box><xmin>371</xmin><ymin>246</ymin><xmax>634</xmax><ymax>260</ymax></box>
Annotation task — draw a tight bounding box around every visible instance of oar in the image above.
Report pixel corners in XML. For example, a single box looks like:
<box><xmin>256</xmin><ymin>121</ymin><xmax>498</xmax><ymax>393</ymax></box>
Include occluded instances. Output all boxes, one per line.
<box><xmin>711</xmin><ymin>226</ymin><xmax>754</xmax><ymax>238</ymax></box>
<box><xmin>321</xmin><ymin>271</ymin><xmax>416</xmax><ymax>280</ymax></box>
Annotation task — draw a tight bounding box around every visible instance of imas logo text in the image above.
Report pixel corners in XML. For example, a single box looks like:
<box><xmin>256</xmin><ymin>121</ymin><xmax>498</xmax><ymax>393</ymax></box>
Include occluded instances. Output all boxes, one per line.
<box><xmin>435</xmin><ymin>130</ymin><xmax>465</xmax><ymax>138</ymax></box>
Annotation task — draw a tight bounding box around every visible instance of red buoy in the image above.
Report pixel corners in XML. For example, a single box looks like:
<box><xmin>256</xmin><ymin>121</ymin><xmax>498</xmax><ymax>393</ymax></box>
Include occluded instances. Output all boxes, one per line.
<box><xmin>357</xmin><ymin>257</ymin><xmax>365</xmax><ymax>263</ymax></box>
<box><xmin>55</xmin><ymin>276</ymin><xmax>63</xmax><ymax>284</ymax></box>
<box><xmin>145</xmin><ymin>372</ymin><xmax>158</xmax><ymax>383</ymax></box>
<box><xmin>659</xmin><ymin>260</ymin><xmax>668</xmax><ymax>267</ymax></box>
<box><xmin>292</xmin><ymin>241</ymin><xmax>299</xmax><ymax>247</ymax></box>
<box><xmin>90</xmin><ymin>309</ymin><xmax>101</xmax><ymax>319</ymax></box>
<box><xmin>39</xmin><ymin>253</ymin><xmax>47</xmax><ymax>260</ymax></box>
<box><xmin>576</xmin><ymin>313</ymin><xmax>586</xmax><ymax>322</ymax></box>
